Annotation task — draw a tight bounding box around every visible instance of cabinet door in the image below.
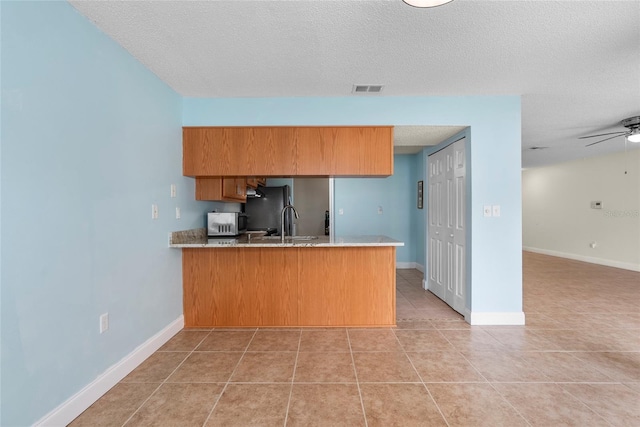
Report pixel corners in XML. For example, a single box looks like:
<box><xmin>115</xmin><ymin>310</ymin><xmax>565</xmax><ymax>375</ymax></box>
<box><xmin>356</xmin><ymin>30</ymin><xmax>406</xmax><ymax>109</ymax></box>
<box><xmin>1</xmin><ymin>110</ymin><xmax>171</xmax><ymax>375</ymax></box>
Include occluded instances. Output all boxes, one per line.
<box><xmin>334</xmin><ymin>127</ymin><xmax>393</xmax><ymax>175</ymax></box>
<box><xmin>296</xmin><ymin>127</ymin><xmax>393</xmax><ymax>176</ymax></box>
<box><xmin>246</xmin><ymin>177</ymin><xmax>258</xmax><ymax>189</ymax></box>
<box><xmin>195</xmin><ymin>177</ymin><xmax>246</xmax><ymax>202</ymax></box>
<box><xmin>245</xmin><ymin>127</ymin><xmax>297</xmax><ymax>175</ymax></box>
<box><xmin>183</xmin><ymin>127</ymin><xmax>248</xmax><ymax>176</ymax></box>
<box><xmin>222</xmin><ymin>178</ymin><xmax>247</xmax><ymax>202</ymax></box>
<box><xmin>295</xmin><ymin>127</ymin><xmax>338</xmax><ymax>175</ymax></box>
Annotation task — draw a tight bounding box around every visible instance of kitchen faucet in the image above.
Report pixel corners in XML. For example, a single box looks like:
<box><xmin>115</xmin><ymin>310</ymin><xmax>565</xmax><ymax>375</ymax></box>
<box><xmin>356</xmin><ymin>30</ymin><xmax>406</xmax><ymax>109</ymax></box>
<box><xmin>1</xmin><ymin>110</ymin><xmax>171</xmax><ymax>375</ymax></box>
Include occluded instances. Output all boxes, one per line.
<box><xmin>281</xmin><ymin>204</ymin><xmax>299</xmax><ymax>243</ymax></box>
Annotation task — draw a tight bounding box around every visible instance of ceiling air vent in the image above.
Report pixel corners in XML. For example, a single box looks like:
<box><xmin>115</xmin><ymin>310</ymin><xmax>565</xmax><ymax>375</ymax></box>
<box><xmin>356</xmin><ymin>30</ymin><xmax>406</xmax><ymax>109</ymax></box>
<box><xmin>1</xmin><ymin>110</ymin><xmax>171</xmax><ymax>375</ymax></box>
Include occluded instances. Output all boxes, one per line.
<box><xmin>352</xmin><ymin>84</ymin><xmax>384</xmax><ymax>94</ymax></box>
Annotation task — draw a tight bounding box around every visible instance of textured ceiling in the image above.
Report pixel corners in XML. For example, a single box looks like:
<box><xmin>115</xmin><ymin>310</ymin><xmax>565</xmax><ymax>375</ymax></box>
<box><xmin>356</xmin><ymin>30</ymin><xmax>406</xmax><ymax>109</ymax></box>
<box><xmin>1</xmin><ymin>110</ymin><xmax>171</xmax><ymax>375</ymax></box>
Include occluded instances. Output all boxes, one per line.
<box><xmin>69</xmin><ymin>0</ymin><xmax>640</xmax><ymax>168</ymax></box>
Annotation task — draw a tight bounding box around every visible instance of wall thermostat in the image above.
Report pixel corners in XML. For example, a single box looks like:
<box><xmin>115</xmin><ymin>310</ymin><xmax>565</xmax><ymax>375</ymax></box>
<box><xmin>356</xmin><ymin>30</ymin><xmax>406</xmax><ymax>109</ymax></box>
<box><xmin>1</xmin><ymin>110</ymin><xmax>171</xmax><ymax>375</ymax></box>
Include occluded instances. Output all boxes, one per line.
<box><xmin>590</xmin><ymin>201</ymin><xmax>602</xmax><ymax>209</ymax></box>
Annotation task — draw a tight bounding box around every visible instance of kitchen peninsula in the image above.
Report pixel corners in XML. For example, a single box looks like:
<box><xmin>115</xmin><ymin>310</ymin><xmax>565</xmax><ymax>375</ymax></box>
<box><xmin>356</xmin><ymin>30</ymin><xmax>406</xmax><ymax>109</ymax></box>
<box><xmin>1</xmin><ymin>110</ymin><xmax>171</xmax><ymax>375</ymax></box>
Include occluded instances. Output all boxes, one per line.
<box><xmin>171</xmin><ymin>229</ymin><xmax>403</xmax><ymax>328</ymax></box>
<box><xmin>177</xmin><ymin>125</ymin><xmax>400</xmax><ymax>327</ymax></box>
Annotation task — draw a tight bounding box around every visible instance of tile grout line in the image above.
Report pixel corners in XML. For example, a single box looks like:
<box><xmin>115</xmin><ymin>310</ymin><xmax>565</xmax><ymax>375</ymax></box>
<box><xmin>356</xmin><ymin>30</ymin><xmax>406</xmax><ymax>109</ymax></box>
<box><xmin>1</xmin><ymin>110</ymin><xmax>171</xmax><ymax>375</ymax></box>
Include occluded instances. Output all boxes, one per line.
<box><xmin>282</xmin><ymin>329</ymin><xmax>302</xmax><ymax>427</ymax></box>
<box><xmin>557</xmin><ymin>385</ymin><xmax>619</xmax><ymax>426</ymax></box>
<box><xmin>390</xmin><ymin>327</ymin><xmax>451</xmax><ymax>427</ymax></box>
<box><xmin>201</xmin><ymin>329</ymin><xmax>259</xmax><ymax>427</ymax></box>
<box><xmin>484</xmin><ymin>380</ymin><xmax>533</xmax><ymax>427</ymax></box>
<box><xmin>120</xmin><ymin>329</ymin><xmax>216</xmax><ymax>427</ymax></box>
<box><xmin>454</xmin><ymin>338</ymin><xmax>536</xmax><ymax>427</ymax></box>
<box><xmin>346</xmin><ymin>329</ymin><xmax>369</xmax><ymax>427</ymax></box>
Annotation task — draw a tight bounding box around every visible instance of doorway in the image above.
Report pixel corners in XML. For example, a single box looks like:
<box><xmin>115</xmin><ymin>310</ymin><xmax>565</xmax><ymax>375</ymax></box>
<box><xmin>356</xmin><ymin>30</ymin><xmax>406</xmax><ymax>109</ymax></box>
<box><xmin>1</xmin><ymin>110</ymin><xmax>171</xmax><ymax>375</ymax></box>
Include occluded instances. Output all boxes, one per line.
<box><xmin>292</xmin><ymin>178</ymin><xmax>330</xmax><ymax>236</ymax></box>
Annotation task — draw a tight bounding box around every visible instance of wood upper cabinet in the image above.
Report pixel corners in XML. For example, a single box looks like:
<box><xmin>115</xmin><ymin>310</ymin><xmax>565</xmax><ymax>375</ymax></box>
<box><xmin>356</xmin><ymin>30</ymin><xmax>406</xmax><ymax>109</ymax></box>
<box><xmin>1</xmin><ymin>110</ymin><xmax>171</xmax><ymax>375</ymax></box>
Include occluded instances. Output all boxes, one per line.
<box><xmin>246</xmin><ymin>177</ymin><xmax>267</xmax><ymax>188</ymax></box>
<box><xmin>296</xmin><ymin>127</ymin><xmax>393</xmax><ymax>176</ymax></box>
<box><xmin>183</xmin><ymin>126</ymin><xmax>393</xmax><ymax>177</ymax></box>
<box><xmin>195</xmin><ymin>177</ymin><xmax>246</xmax><ymax>202</ymax></box>
<box><xmin>245</xmin><ymin>127</ymin><xmax>297</xmax><ymax>176</ymax></box>
<box><xmin>183</xmin><ymin>128</ymin><xmax>245</xmax><ymax>176</ymax></box>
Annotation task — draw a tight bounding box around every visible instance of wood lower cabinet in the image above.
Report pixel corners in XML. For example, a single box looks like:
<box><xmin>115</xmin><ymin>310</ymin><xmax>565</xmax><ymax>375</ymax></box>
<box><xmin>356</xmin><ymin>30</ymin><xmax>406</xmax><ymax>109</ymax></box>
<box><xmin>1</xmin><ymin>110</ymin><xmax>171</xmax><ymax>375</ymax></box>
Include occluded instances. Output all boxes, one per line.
<box><xmin>182</xmin><ymin>246</ymin><xmax>396</xmax><ymax>327</ymax></box>
<box><xmin>195</xmin><ymin>177</ymin><xmax>246</xmax><ymax>202</ymax></box>
<box><xmin>183</xmin><ymin>248</ymin><xmax>298</xmax><ymax>326</ymax></box>
<box><xmin>183</xmin><ymin>126</ymin><xmax>393</xmax><ymax>177</ymax></box>
<box><xmin>297</xmin><ymin>247</ymin><xmax>396</xmax><ymax>326</ymax></box>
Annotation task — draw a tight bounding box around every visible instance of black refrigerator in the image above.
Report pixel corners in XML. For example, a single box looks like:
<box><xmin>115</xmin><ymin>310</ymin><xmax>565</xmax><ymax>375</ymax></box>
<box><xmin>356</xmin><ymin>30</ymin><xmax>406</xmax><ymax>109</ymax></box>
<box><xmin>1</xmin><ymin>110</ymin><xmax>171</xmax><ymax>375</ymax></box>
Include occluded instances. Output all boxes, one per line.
<box><xmin>245</xmin><ymin>185</ymin><xmax>292</xmax><ymax>236</ymax></box>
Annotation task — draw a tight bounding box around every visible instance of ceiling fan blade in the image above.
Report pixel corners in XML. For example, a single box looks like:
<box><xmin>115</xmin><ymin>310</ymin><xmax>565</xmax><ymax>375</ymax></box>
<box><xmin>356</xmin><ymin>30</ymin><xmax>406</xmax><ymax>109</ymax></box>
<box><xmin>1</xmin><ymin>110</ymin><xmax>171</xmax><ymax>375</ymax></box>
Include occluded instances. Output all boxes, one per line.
<box><xmin>579</xmin><ymin>131</ymin><xmax>627</xmax><ymax>139</ymax></box>
<box><xmin>585</xmin><ymin>133</ymin><xmax>625</xmax><ymax>147</ymax></box>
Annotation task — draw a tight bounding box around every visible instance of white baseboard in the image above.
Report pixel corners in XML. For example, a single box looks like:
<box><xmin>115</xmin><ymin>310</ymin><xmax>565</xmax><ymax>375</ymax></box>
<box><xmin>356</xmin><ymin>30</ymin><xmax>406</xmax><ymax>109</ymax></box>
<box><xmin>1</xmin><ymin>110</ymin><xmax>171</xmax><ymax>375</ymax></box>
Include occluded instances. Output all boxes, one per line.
<box><xmin>34</xmin><ymin>315</ymin><xmax>184</xmax><ymax>427</ymax></box>
<box><xmin>396</xmin><ymin>262</ymin><xmax>424</xmax><ymax>272</ymax></box>
<box><xmin>466</xmin><ymin>311</ymin><xmax>525</xmax><ymax>326</ymax></box>
<box><xmin>396</xmin><ymin>262</ymin><xmax>415</xmax><ymax>269</ymax></box>
<box><xmin>523</xmin><ymin>246</ymin><xmax>640</xmax><ymax>272</ymax></box>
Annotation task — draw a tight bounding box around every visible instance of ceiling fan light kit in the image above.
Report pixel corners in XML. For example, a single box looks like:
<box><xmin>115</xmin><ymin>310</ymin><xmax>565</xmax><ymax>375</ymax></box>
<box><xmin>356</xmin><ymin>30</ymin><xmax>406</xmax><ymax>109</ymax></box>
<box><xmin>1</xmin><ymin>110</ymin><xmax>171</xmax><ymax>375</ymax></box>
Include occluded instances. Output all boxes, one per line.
<box><xmin>627</xmin><ymin>131</ymin><xmax>640</xmax><ymax>143</ymax></box>
<box><xmin>402</xmin><ymin>0</ymin><xmax>454</xmax><ymax>8</ymax></box>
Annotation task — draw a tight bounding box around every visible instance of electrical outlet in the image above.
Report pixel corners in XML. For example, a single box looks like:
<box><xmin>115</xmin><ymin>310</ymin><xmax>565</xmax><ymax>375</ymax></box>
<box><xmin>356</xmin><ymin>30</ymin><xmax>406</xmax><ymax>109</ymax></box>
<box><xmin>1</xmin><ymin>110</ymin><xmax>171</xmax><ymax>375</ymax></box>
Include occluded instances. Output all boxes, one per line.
<box><xmin>492</xmin><ymin>205</ymin><xmax>501</xmax><ymax>217</ymax></box>
<box><xmin>483</xmin><ymin>205</ymin><xmax>492</xmax><ymax>217</ymax></box>
<box><xmin>152</xmin><ymin>204</ymin><xmax>158</xmax><ymax>219</ymax></box>
<box><xmin>377</xmin><ymin>206</ymin><xmax>383</xmax><ymax>215</ymax></box>
<box><xmin>99</xmin><ymin>313</ymin><xmax>109</xmax><ymax>334</ymax></box>
<box><xmin>338</xmin><ymin>208</ymin><xmax>344</xmax><ymax>215</ymax></box>
<box><xmin>175</xmin><ymin>207</ymin><xmax>181</xmax><ymax>219</ymax></box>
<box><xmin>170</xmin><ymin>184</ymin><xmax>177</xmax><ymax>198</ymax></box>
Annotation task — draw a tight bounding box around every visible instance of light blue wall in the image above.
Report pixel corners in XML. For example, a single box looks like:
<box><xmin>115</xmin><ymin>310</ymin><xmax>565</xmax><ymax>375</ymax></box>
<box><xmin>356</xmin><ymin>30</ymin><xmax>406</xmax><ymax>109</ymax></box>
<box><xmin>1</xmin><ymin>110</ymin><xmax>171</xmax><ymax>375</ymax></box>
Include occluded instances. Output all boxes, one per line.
<box><xmin>335</xmin><ymin>155</ymin><xmax>415</xmax><ymax>262</ymax></box>
<box><xmin>0</xmin><ymin>3</ymin><xmax>213</xmax><ymax>425</ymax></box>
<box><xmin>183</xmin><ymin>96</ymin><xmax>523</xmax><ymax>314</ymax></box>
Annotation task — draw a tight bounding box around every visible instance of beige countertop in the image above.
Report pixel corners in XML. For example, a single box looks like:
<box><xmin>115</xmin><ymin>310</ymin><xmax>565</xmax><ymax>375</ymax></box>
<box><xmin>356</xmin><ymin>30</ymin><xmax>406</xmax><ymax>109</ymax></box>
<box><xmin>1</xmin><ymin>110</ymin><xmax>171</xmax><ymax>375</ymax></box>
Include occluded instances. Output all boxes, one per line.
<box><xmin>169</xmin><ymin>228</ymin><xmax>404</xmax><ymax>248</ymax></box>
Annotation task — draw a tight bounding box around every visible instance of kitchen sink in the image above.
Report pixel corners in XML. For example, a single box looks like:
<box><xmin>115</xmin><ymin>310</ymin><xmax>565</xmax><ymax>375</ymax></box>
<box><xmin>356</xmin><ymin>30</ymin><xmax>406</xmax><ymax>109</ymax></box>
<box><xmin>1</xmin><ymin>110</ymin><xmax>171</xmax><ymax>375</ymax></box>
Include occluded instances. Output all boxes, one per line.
<box><xmin>251</xmin><ymin>235</ymin><xmax>319</xmax><ymax>241</ymax></box>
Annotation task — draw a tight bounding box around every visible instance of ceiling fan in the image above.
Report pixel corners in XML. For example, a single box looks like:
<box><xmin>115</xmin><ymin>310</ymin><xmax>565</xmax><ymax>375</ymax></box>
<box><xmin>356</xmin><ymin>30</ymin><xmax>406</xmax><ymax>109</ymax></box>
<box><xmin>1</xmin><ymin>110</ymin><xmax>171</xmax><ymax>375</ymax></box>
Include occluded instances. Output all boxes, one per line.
<box><xmin>579</xmin><ymin>116</ymin><xmax>640</xmax><ymax>147</ymax></box>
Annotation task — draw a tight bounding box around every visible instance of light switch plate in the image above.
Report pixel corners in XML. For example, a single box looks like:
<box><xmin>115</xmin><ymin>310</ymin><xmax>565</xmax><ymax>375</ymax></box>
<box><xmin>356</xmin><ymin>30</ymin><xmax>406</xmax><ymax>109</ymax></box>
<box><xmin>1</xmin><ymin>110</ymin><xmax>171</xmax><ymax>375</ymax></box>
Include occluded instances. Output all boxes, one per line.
<box><xmin>492</xmin><ymin>205</ymin><xmax>501</xmax><ymax>217</ymax></box>
<box><xmin>99</xmin><ymin>313</ymin><xmax>109</xmax><ymax>334</ymax></box>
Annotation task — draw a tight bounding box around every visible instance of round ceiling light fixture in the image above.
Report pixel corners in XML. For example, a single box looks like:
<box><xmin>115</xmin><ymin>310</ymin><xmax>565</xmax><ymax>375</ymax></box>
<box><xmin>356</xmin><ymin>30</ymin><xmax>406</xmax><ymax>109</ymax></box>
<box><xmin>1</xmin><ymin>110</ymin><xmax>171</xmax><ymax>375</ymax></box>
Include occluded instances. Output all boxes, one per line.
<box><xmin>627</xmin><ymin>130</ymin><xmax>640</xmax><ymax>143</ymax></box>
<box><xmin>402</xmin><ymin>0</ymin><xmax>454</xmax><ymax>8</ymax></box>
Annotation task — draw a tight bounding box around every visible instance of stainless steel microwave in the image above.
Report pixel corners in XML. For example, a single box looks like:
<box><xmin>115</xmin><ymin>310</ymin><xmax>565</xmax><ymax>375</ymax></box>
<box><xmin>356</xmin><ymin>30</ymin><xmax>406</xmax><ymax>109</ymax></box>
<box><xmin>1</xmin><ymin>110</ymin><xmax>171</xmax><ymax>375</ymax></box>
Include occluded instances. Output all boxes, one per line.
<box><xmin>207</xmin><ymin>212</ymin><xmax>247</xmax><ymax>237</ymax></box>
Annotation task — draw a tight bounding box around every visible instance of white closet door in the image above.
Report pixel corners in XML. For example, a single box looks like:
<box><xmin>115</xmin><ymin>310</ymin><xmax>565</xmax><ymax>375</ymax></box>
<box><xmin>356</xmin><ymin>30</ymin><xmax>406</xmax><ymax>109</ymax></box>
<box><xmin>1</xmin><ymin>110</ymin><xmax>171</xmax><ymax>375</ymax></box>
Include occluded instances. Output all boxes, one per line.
<box><xmin>428</xmin><ymin>151</ymin><xmax>445</xmax><ymax>299</ymax></box>
<box><xmin>444</xmin><ymin>149</ymin><xmax>455</xmax><ymax>305</ymax></box>
<box><xmin>427</xmin><ymin>138</ymin><xmax>467</xmax><ymax>315</ymax></box>
<box><xmin>451</xmin><ymin>138</ymin><xmax>466</xmax><ymax>314</ymax></box>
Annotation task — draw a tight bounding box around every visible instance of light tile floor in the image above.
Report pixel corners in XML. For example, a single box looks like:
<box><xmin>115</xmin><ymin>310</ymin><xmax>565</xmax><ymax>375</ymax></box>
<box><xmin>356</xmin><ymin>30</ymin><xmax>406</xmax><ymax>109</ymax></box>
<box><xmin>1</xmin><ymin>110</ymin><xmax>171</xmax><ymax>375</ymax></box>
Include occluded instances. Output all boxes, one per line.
<box><xmin>70</xmin><ymin>251</ymin><xmax>640</xmax><ymax>426</ymax></box>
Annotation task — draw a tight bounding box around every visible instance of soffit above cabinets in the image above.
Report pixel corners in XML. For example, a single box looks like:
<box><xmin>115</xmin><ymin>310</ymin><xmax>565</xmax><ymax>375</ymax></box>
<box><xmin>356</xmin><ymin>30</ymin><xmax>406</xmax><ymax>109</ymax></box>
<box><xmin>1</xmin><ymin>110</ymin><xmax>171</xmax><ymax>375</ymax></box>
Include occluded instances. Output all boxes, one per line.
<box><xmin>394</xmin><ymin>126</ymin><xmax>467</xmax><ymax>155</ymax></box>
